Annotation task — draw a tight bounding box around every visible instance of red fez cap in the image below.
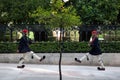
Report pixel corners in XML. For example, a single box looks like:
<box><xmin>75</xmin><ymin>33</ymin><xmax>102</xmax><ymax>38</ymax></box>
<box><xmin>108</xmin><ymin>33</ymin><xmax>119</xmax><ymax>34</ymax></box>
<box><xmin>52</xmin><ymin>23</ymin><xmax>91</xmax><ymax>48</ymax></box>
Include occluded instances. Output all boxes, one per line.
<box><xmin>92</xmin><ymin>30</ymin><xmax>98</xmax><ymax>35</ymax></box>
<box><xmin>22</xmin><ymin>29</ymin><xmax>28</xmax><ymax>34</ymax></box>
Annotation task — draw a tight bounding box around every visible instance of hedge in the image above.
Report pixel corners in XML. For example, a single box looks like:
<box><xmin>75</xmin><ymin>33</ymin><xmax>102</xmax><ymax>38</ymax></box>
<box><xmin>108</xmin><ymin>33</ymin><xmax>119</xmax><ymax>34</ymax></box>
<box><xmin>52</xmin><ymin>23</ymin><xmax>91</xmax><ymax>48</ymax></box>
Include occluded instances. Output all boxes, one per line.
<box><xmin>0</xmin><ymin>41</ymin><xmax>119</xmax><ymax>53</ymax></box>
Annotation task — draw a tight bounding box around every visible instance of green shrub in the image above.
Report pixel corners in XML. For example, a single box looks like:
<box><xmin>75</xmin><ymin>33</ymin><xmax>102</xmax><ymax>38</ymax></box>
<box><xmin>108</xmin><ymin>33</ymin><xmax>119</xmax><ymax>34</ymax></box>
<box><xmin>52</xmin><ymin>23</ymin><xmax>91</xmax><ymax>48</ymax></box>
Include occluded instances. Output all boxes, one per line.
<box><xmin>63</xmin><ymin>42</ymin><xmax>90</xmax><ymax>53</ymax></box>
<box><xmin>30</xmin><ymin>42</ymin><xmax>59</xmax><ymax>53</ymax></box>
<box><xmin>0</xmin><ymin>42</ymin><xmax>18</xmax><ymax>53</ymax></box>
<box><xmin>0</xmin><ymin>41</ymin><xmax>120</xmax><ymax>53</ymax></box>
<box><xmin>101</xmin><ymin>41</ymin><xmax>120</xmax><ymax>53</ymax></box>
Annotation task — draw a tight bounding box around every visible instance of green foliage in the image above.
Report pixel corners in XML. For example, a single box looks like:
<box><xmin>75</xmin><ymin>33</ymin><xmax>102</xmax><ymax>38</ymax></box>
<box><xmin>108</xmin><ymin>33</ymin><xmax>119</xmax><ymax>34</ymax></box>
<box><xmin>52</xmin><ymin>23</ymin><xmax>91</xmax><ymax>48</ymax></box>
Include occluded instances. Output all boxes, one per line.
<box><xmin>30</xmin><ymin>42</ymin><xmax>59</xmax><ymax>53</ymax></box>
<box><xmin>71</xmin><ymin>0</ymin><xmax>120</xmax><ymax>25</ymax></box>
<box><xmin>30</xmin><ymin>0</ymin><xmax>81</xmax><ymax>29</ymax></box>
<box><xmin>0</xmin><ymin>0</ymin><xmax>51</xmax><ymax>23</ymax></box>
<box><xmin>30</xmin><ymin>7</ymin><xmax>52</xmax><ymax>25</ymax></box>
<box><xmin>0</xmin><ymin>42</ymin><xmax>120</xmax><ymax>53</ymax></box>
<box><xmin>0</xmin><ymin>43</ymin><xmax>17</xmax><ymax>53</ymax></box>
<box><xmin>101</xmin><ymin>41</ymin><xmax>120</xmax><ymax>53</ymax></box>
<box><xmin>0</xmin><ymin>0</ymin><xmax>119</xmax><ymax>25</ymax></box>
<box><xmin>63</xmin><ymin>42</ymin><xmax>89</xmax><ymax>52</ymax></box>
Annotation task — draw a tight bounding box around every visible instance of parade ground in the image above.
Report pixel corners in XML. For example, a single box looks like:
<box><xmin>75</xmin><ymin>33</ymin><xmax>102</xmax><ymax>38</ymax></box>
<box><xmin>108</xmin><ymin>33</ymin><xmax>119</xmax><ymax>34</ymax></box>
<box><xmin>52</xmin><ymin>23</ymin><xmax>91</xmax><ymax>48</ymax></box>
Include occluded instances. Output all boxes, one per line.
<box><xmin>0</xmin><ymin>63</ymin><xmax>120</xmax><ymax>80</ymax></box>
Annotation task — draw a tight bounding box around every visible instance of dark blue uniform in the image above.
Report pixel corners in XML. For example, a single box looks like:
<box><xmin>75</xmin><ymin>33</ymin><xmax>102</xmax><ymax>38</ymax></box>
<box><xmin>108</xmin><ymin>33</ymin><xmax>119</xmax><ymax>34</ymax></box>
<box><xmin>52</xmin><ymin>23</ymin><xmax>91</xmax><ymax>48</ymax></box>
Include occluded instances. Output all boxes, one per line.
<box><xmin>18</xmin><ymin>34</ymin><xmax>32</xmax><ymax>53</ymax></box>
<box><xmin>89</xmin><ymin>37</ymin><xmax>102</xmax><ymax>55</ymax></box>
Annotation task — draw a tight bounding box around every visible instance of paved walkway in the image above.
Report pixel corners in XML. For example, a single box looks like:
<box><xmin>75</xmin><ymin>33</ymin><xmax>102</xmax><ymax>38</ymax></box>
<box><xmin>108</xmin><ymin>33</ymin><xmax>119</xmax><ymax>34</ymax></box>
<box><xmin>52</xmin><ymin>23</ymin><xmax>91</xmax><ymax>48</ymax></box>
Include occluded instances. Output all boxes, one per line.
<box><xmin>0</xmin><ymin>63</ymin><xmax>120</xmax><ymax>80</ymax></box>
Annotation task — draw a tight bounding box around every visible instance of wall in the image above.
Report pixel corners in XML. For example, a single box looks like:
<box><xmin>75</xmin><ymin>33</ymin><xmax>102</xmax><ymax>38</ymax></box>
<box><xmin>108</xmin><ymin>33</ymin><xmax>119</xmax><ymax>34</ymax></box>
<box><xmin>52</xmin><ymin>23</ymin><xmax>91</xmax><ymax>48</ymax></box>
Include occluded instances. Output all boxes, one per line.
<box><xmin>0</xmin><ymin>53</ymin><xmax>119</xmax><ymax>66</ymax></box>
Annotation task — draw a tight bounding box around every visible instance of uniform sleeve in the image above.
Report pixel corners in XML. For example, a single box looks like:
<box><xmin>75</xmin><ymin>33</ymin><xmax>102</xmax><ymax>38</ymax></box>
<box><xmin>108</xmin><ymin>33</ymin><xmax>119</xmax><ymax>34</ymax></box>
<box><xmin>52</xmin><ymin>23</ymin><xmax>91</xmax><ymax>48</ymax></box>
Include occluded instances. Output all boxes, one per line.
<box><xmin>27</xmin><ymin>37</ymin><xmax>32</xmax><ymax>44</ymax></box>
<box><xmin>18</xmin><ymin>37</ymin><xmax>24</xmax><ymax>52</ymax></box>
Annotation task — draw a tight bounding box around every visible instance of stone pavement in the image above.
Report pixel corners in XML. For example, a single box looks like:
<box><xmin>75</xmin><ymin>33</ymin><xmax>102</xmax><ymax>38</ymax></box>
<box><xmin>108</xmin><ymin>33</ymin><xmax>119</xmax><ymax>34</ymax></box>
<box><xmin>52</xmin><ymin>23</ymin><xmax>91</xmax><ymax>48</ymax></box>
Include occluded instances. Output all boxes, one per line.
<box><xmin>0</xmin><ymin>63</ymin><xmax>120</xmax><ymax>80</ymax></box>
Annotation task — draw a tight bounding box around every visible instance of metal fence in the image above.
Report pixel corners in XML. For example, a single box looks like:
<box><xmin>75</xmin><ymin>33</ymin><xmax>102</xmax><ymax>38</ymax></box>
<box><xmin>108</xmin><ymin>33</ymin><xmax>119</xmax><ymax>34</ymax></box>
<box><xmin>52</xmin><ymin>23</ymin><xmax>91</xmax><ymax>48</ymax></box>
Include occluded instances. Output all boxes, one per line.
<box><xmin>0</xmin><ymin>24</ymin><xmax>49</xmax><ymax>42</ymax></box>
<box><xmin>79</xmin><ymin>25</ymin><xmax>120</xmax><ymax>42</ymax></box>
<box><xmin>0</xmin><ymin>24</ymin><xmax>120</xmax><ymax>53</ymax></box>
<box><xmin>0</xmin><ymin>24</ymin><xmax>120</xmax><ymax>42</ymax></box>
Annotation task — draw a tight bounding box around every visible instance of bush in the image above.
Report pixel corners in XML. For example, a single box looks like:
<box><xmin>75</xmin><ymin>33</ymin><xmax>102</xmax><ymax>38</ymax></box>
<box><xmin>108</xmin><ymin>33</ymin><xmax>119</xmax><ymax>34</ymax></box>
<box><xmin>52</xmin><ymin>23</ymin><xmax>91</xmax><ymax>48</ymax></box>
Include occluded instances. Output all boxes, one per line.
<box><xmin>0</xmin><ymin>41</ymin><xmax>120</xmax><ymax>53</ymax></box>
<box><xmin>63</xmin><ymin>42</ymin><xmax>90</xmax><ymax>53</ymax></box>
<box><xmin>30</xmin><ymin>42</ymin><xmax>59</xmax><ymax>53</ymax></box>
<box><xmin>0</xmin><ymin>42</ymin><xmax>18</xmax><ymax>53</ymax></box>
<box><xmin>101</xmin><ymin>41</ymin><xmax>120</xmax><ymax>53</ymax></box>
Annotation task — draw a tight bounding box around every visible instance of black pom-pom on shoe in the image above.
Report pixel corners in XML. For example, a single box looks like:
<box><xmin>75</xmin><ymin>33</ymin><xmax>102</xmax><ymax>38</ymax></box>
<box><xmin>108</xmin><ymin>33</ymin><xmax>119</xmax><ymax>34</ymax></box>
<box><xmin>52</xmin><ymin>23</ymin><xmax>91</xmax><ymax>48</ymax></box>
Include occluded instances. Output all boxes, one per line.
<box><xmin>31</xmin><ymin>55</ymin><xmax>34</xmax><ymax>59</ymax></box>
<box><xmin>17</xmin><ymin>65</ymin><xmax>25</xmax><ymax>68</ymax></box>
<box><xmin>75</xmin><ymin>58</ymin><xmax>81</xmax><ymax>63</ymax></box>
<box><xmin>97</xmin><ymin>67</ymin><xmax>105</xmax><ymax>71</ymax></box>
<box><xmin>40</xmin><ymin>56</ymin><xmax>46</xmax><ymax>62</ymax></box>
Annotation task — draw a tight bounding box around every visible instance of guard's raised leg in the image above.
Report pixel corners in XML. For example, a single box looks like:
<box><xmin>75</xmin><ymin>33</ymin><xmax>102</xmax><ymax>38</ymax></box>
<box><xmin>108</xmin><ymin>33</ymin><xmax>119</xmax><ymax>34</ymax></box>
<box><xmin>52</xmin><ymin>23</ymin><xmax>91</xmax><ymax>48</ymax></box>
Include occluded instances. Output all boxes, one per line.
<box><xmin>75</xmin><ymin>53</ymin><xmax>89</xmax><ymax>63</ymax></box>
<box><xmin>30</xmin><ymin>51</ymin><xmax>46</xmax><ymax>62</ymax></box>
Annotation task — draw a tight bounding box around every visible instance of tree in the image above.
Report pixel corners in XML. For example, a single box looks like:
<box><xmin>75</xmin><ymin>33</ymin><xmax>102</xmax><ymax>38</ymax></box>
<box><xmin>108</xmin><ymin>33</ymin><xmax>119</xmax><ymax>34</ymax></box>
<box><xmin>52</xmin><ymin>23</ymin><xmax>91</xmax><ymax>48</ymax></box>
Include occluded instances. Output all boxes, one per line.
<box><xmin>0</xmin><ymin>0</ymin><xmax>51</xmax><ymax>24</ymax></box>
<box><xmin>117</xmin><ymin>0</ymin><xmax>120</xmax><ymax>24</ymax></box>
<box><xmin>30</xmin><ymin>0</ymin><xmax>81</xmax><ymax>28</ymax></box>
<box><xmin>30</xmin><ymin>1</ymin><xmax>81</xmax><ymax>80</ymax></box>
<box><xmin>70</xmin><ymin>0</ymin><xmax>120</xmax><ymax>25</ymax></box>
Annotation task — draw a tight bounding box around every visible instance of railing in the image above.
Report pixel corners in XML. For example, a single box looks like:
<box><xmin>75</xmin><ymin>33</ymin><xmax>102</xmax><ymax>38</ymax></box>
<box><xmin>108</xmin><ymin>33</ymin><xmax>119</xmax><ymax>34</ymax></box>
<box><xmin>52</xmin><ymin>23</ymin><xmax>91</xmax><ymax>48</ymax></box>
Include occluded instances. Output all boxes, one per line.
<box><xmin>0</xmin><ymin>24</ymin><xmax>120</xmax><ymax>42</ymax></box>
